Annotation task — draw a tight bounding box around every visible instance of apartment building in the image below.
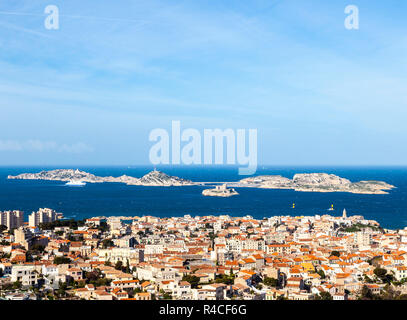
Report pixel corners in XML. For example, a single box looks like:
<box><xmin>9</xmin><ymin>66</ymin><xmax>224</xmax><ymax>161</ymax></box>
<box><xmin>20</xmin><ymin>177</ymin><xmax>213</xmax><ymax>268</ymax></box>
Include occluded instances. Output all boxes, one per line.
<box><xmin>11</xmin><ymin>265</ymin><xmax>38</xmax><ymax>286</ymax></box>
<box><xmin>28</xmin><ymin>208</ymin><xmax>62</xmax><ymax>227</ymax></box>
<box><xmin>0</xmin><ymin>210</ymin><xmax>24</xmax><ymax>230</ymax></box>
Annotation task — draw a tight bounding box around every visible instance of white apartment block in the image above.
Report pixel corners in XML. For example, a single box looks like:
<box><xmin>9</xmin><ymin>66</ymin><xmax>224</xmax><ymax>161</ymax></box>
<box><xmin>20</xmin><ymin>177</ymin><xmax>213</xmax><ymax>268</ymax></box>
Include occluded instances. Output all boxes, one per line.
<box><xmin>107</xmin><ymin>218</ymin><xmax>123</xmax><ymax>231</ymax></box>
<box><xmin>135</xmin><ymin>265</ymin><xmax>181</xmax><ymax>282</ymax></box>
<box><xmin>144</xmin><ymin>244</ymin><xmax>164</xmax><ymax>255</ymax></box>
<box><xmin>356</xmin><ymin>231</ymin><xmax>372</xmax><ymax>247</ymax></box>
<box><xmin>96</xmin><ymin>247</ymin><xmax>144</xmax><ymax>263</ymax></box>
<box><xmin>0</xmin><ymin>210</ymin><xmax>24</xmax><ymax>230</ymax></box>
<box><xmin>11</xmin><ymin>265</ymin><xmax>38</xmax><ymax>286</ymax></box>
<box><xmin>28</xmin><ymin>208</ymin><xmax>61</xmax><ymax>227</ymax></box>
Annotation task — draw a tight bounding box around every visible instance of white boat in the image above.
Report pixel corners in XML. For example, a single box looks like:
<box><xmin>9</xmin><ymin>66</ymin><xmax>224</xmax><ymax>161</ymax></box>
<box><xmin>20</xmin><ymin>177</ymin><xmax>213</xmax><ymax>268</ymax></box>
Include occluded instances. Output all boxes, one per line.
<box><xmin>65</xmin><ymin>180</ymin><xmax>86</xmax><ymax>186</ymax></box>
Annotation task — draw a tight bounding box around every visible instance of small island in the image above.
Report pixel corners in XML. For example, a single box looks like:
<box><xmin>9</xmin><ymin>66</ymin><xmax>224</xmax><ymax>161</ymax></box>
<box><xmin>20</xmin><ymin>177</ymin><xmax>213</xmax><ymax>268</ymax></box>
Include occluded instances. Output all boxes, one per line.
<box><xmin>7</xmin><ymin>169</ymin><xmax>195</xmax><ymax>187</ymax></box>
<box><xmin>202</xmin><ymin>184</ymin><xmax>239</xmax><ymax>197</ymax></box>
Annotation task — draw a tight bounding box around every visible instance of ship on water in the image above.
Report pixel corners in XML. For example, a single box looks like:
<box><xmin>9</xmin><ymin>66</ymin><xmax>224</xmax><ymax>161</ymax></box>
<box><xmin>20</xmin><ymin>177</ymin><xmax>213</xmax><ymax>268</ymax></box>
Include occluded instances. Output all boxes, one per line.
<box><xmin>65</xmin><ymin>180</ymin><xmax>86</xmax><ymax>186</ymax></box>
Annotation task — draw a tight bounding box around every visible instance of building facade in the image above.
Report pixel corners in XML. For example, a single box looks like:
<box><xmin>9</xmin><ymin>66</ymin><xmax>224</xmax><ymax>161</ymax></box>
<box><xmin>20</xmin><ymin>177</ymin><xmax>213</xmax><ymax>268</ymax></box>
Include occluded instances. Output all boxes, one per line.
<box><xmin>28</xmin><ymin>208</ymin><xmax>62</xmax><ymax>227</ymax></box>
<box><xmin>0</xmin><ymin>210</ymin><xmax>24</xmax><ymax>230</ymax></box>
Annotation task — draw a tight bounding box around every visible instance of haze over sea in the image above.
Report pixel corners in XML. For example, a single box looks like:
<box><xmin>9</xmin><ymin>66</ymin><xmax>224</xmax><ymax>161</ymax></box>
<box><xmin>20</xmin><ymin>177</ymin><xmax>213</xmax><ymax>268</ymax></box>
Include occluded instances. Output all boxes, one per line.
<box><xmin>1</xmin><ymin>166</ymin><xmax>407</xmax><ymax>230</ymax></box>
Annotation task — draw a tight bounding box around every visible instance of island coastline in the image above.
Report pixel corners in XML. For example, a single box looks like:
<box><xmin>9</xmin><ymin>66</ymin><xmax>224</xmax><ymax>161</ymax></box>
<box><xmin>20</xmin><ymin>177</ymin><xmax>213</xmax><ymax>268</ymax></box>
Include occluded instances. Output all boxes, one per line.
<box><xmin>7</xmin><ymin>169</ymin><xmax>396</xmax><ymax>195</ymax></box>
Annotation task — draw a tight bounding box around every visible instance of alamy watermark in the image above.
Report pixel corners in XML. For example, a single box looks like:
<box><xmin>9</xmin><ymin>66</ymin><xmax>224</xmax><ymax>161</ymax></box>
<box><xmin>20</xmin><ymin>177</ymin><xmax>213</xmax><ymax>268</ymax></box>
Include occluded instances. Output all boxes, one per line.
<box><xmin>41</xmin><ymin>4</ymin><xmax>360</xmax><ymax>31</ymax></box>
<box><xmin>44</xmin><ymin>5</ymin><xmax>59</xmax><ymax>30</ymax></box>
<box><xmin>149</xmin><ymin>121</ymin><xmax>257</xmax><ymax>175</ymax></box>
<box><xmin>42</xmin><ymin>4</ymin><xmax>359</xmax><ymax>32</ymax></box>
<box><xmin>344</xmin><ymin>5</ymin><xmax>359</xmax><ymax>30</ymax></box>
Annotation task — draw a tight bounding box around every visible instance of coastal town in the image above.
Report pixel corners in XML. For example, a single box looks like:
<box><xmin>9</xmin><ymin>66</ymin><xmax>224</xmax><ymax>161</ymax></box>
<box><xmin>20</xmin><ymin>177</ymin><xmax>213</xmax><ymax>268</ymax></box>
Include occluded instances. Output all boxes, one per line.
<box><xmin>1</xmin><ymin>208</ymin><xmax>407</xmax><ymax>301</ymax></box>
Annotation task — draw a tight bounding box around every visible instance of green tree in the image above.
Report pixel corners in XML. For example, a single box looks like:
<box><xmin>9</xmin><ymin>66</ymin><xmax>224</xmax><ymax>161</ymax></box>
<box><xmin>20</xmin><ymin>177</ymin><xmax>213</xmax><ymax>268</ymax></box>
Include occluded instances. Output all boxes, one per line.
<box><xmin>39</xmin><ymin>219</ymin><xmax>86</xmax><ymax>231</ymax></box>
<box><xmin>97</xmin><ymin>222</ymin><xmax>109</xmax><ymax>232</ymax></box>
<box><xmin>360</xmin><ymin>285</ymin><xmax>374</xmax><ymax>300</ymax></box>
<box><xmin>364</xmin><ymin>274</ymin><xmax>374</xmax><ymax>283</ymax></box>
<box><xmin>57</xmin><ymin>280</ymin><xmax>68</xmax><ymax>297</ymax></box>
<box><xmin>115</xmin><ymin>261</ymin><xmax>123</xmax><ymax>271</ymax></box>
<box><xmin>102</xmin><ymin>239</ymin><xmax>114</xmax><ymax>249</ymax></box>
<box><xmin>31</xmin><ymin>244</ymin><xmax>45</xmax><ymax>252</ymax></box>
<box><xmin>374</xmin><ymin>267</ymin><xmax>393</xmax><ymax>284</ymax></box>
<box><xmin>263</xmin><ymin>277</ymin><xmax>278</xmax><ymax>287</ymax></box>
<box><xmin>124</xmin><ymin>259</ymin><xmax>131</xmax><ymax>273</ymax></box>
<box><xmin>330</xmin><ymin>251</ymin><xmax>340</xmax><ymax>257</ymax></box>
<box><xmin>215</xmin><ymin>273</ymin><xmax>234</xmax><ymax>285</ymax></box>
<box><xmin>163</xmin><ymin>292</ymin><xmax>172</xmax><ymax>299</ymax></box>
<box><xmin>374</xmin><ymin>267</ymin><xmax>387</xmax><ymax>279</ymax></box>
<box><xmin>315</xmin><ymin>291</ymin><xmax>333</xmax><ymax>300</ymax></box>
<box><xmin>85</xmin><ymin>270</ymin><xmax>99</xmax><ymax>282</ymax></box>
<box><xmin>54</xmin><ymin>256</ymin><xmax>71</xmax><ymax>265</ymax></box>
<box><xmin>380</xmin><ymin>284</ymin><xmax>398</xmax><ymax>300</ymax></box>
<box><xmin>317</xmin><ymin>269</ymin><xmax>326</xmax><ymax>279</ymax></box>
<box><xmin>182</xmin><ymin>275</ymin><xmax>200</xmax><ymax>289</ymax></box>
<box><xmin>12</xmin><ymin>281</ymin><xmax>22</xmax><ymax>290</ymax></box>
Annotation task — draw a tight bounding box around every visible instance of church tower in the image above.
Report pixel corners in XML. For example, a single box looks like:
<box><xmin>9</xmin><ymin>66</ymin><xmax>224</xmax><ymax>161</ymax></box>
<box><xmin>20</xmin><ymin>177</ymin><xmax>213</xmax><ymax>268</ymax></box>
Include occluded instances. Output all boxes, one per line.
<box><xmin>342</xmin><ymin>208</ymin><xmax>347</xmax><ymax>219</ymax></box>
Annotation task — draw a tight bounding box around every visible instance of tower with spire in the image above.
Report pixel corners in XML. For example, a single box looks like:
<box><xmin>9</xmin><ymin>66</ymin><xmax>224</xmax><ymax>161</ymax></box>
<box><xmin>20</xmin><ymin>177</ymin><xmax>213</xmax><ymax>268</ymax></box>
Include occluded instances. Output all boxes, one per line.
<box><xmin>342</xmin><ymin>208</ymin><xmax>347</xmax><ymax>219</ymax></box>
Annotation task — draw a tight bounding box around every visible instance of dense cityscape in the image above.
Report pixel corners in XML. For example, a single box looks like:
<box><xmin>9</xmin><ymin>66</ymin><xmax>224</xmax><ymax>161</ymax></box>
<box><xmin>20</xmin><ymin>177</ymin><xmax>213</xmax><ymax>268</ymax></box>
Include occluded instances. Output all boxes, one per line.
<box><xmin>1</xmin><ymin>208</ymin><xmax>407</xmax><ymax>300</ymax></box>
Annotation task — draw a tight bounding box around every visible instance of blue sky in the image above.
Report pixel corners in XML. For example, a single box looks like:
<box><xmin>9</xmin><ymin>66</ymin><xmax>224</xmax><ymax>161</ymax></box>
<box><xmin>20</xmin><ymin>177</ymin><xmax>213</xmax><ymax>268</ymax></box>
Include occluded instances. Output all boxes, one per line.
<box><xmin>0</xmin><ymin>0</ymin><xmax>406</xmax><ymax>166</ymax></box>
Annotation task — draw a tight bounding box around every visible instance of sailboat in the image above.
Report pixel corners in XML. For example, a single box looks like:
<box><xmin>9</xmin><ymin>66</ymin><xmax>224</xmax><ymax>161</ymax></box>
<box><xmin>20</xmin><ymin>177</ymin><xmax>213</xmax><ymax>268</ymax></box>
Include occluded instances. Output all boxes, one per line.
<box><xmin>328</xmin><ymin>204</ymin><xmax>334</xmax><ymax>211</ymax></box>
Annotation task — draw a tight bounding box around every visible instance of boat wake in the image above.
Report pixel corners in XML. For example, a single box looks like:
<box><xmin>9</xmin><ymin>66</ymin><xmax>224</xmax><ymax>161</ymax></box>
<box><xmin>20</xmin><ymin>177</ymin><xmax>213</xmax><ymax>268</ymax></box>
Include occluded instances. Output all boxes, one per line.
<box><xmin>65</xmin><ymin>180</ymin><xmax>86</xmax><ymax>187</ymax></box>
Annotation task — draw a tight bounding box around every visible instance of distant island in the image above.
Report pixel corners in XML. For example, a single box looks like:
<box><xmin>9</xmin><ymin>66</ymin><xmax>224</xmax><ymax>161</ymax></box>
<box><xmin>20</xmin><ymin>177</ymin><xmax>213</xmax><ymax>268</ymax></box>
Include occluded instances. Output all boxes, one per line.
<box><xmin>202</xmin><ymin>184</ymin><xmax>239</xmax><ymax>197</ymax></box>
<box><xmin>7</xmin><ymin>169</ymin><xmax>195</xmax><ymax>187</ymax></box>
<box><xmin>235</xmin><ymin>173</ymin><xmax>395</xmax><ymax>195</ymax></box>
<box><xmin>7</xmin><ymin>169</ymin><xmax>395</xmax><ymax>194</ymax></box>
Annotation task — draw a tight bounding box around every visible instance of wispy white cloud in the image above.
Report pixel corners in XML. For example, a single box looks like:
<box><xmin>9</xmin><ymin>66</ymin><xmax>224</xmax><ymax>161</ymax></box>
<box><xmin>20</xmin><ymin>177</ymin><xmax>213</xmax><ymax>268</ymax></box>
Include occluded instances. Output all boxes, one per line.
<box><xmin>0</xmin><ymin>20</ymin><xmax>53</xmax><ymax>39</ymax></box>
<box><xmin>57</xmin><ymin>142</ymin><xmax>94</xmax><ymax>153</ymax></box>
<box><xmin>0</xmin><ymin>139</ymin><xmax>93</xmax><ymax>153</ymax></box>
<box><xmin>0</xmin><ymin>140</ymin><xmax>22</xmax><ymax>151</ymax></box>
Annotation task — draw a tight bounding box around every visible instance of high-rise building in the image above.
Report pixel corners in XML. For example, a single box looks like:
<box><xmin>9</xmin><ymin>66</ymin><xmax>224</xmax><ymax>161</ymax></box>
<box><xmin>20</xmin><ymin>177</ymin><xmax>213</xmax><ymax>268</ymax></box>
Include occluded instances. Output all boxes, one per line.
<box><xmin>28</xmin><ymin>208</ymin><xmax>62</xmax><ymax>227</ymax></box>
<box><xmin>0</xmin><ymin>210</ymin><xmax>24</xmax><ymax>230</ymax></box>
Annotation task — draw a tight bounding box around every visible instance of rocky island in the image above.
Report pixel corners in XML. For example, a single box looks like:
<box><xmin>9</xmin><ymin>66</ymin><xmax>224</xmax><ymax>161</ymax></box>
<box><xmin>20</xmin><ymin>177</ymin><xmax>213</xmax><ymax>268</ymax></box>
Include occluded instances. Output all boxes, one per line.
<box><xmin>8</xmin><ymin>170</ymin><xmax>395</xmax><ymax>194</ymax></box>
<box><xmin>202</xmin><ymin>184</ymin><xmax>239</xmax><ymax>197</ymax></box>
<box><xmin>7</xmin><ymin>169</ymin><xmax>195</xmax><ymax>187</ymax></box>
<box><xmin>235</xmin><ymin>173</ymin><xmax>395</xmax><ymax>194</ymax></box>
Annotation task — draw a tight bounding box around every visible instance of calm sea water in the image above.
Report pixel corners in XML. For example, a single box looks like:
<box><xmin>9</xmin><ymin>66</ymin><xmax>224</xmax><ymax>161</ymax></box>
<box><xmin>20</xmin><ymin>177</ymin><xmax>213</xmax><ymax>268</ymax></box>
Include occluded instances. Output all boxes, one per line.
<box><xmin>0</xmin><ymin>166</ymin><xmax>406</xmax><ymax>229</ymax></box>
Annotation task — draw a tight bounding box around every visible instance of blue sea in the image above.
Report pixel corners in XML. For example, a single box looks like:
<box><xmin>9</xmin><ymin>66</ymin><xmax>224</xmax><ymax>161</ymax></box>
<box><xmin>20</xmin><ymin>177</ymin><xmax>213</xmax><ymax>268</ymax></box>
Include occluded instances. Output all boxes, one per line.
<box><xmin>1</xmin><ymin>166</ymin><xmax>407</xmax><ymax>230</ymax></box>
